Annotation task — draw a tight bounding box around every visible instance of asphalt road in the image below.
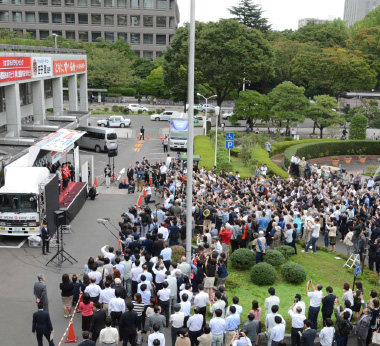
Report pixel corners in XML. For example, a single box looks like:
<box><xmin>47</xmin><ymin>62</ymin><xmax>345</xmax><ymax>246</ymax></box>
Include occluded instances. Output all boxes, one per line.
<box><xmin>0</xmin><ymin>113</ymin><xmax>362</xmax><ymax>345</ymax></box>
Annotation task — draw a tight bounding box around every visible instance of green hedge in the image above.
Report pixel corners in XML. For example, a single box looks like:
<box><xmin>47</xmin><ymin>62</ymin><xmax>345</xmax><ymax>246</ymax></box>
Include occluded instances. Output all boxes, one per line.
<box><xmin>194</xmin><ymin>135</ymin><xmax>214</xmax><ymax>171</ymax></box>
<box><xmin>284</xmin><ymin>140</ymin><xmax>380</xmax><ymax>168</ymax></box>
<box><xmin>109</xmin><ymin>86</ymin><xmax>137</xmax><ymax>96</ymax></box>
<box><xmin>251</xmin><ymin>148</ymin><xmax>289</xmax><ymax>178</ymax></box>
<box><xmin>270</xmin><ymin>138</ymin><xmax>339</xmax><ymax>157</ymax></box>
<box><xmin>263</xmin><ymin>249</ymin><xmax>285</xmax><ymax>267</ymax></box>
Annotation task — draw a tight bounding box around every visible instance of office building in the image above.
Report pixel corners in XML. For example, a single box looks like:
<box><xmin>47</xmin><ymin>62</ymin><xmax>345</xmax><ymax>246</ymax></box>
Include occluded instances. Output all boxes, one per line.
<box><xmin>298</xmin><ymin>17</ymin><xmax>333</xmax><ymax>28</ymax></box>
<box><xmin>344</xmin><ymin>0</ymin><xmax>379</xmax><ymax>26</ymax></box>
<box><xmin>0</xmin><ymin>0</ymin><xmax>180</xmax><ymax>59</ymax></box>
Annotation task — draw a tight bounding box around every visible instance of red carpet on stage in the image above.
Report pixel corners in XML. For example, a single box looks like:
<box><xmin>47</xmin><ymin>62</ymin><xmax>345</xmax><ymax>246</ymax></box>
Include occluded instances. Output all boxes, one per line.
<box><xmin>59</xmin><ymin>181</ymin><xmax>88</xmax><ymax>224</ymax></box>
<box><xmin>59</xmin><ymin>182</ymin><xmax>87</xmax><ymax>208</ymax></box>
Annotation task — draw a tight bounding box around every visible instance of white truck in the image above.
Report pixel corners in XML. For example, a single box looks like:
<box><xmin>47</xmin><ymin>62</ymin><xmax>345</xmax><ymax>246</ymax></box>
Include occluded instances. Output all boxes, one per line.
<box><xmin>150</xmin><ymin>110</ymin><xmax>181</xmax><ymax>121</ymax></box>
<box><xmin>0</xmin><ymin>166</ymin><xmax>59</xmax><ymax>236</ymax></box>
<box><xmin>169</xmin><ymin>115</ymin><xmax>189</xmax><ymax>150</ymax></box>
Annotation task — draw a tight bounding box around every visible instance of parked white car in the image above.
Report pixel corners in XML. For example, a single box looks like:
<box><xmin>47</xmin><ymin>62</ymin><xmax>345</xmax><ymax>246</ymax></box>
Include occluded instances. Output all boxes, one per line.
<box><xmin>97</xmin><ymin>115</ymin><xmax>131</xmax><ymax>127</ymax></box>
<box><xmin>128</xmin><ymin>104</ymin><xmax>149</xmax><ymax>112</ymax></box>
<box><xmin>200</xmin><ymin>104</ymin><xmax>216</xmax><ymax>112</ymax></box>
<box><xmin>222</xmin><ymin>112</ymin><xmax>234</xmax><ymax>120</ymax></box>
<box><xmin>150</xmin><ymin>111</ymin><xmax>180</xmax><ymax>121</ymax></box>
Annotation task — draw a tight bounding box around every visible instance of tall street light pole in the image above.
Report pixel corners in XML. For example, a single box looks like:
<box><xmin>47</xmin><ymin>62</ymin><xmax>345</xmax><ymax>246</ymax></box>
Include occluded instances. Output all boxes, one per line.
<box><xmin>52</xmin><ymin>33</ymin><xmax>58</xmax><ymax>50</ymax></box>
<box><xmin>214</xmin><ymin>106</ymin><xmax>220</xmax><ymax>166</ymax></box>
<box><xmin>185</xmin><ymin>0</ymin><xmax>195</xmax><ymax>263</ymax></box>
<box><xmin>197</xmin><ymin>93</ymin><xmax>216</xmax><ymax>135</ymax></box>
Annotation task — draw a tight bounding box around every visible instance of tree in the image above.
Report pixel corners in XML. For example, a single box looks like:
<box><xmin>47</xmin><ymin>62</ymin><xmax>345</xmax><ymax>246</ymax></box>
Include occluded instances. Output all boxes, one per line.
<box><xmin>228</xmin><ymin>0</ymin><xmax>271</xmax><ymax>32</ymax></box>
<box><xmin>132</xmin><ymin>58</ymin><xmax>156</xmax><ymax>80</ymax></box>
<box><xmin>349</xmin><ymin>112</ymin><xmax>368</xmax><ymax>140</ymax></box>
<box><xmin>347</xmin><ymin>98</ymin><xmax>380</xmax><ymax>128</ymax></box>
<box><xmin>140</xmin><ymin>66</ymin><xmax>166</xmax><ymax>98</ymax></box>
<box><xmin>268</xmin><ymin>81</ymin><xmax>309</xmax><ymax>125</ymax></box>
<box><xmin>309</xmin><ymin>95</ymin><xmax>344</xmax><ymax>138</ymax></box>
<box><xmin>292</xmin><ymin>47</ymin><xmax>377</xmax><ymax>97</ymax></box>
<box><xmin>233</xmin><ymin>90</ymin><xmax>269</xmax><ymax>124</ymax></box>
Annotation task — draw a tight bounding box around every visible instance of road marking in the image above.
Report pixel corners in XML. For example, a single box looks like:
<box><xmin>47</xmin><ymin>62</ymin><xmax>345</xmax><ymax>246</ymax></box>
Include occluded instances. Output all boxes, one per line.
<box><xmin>138</xmin><ymin>140</ymin><xmax>145</xmax><ymax>144</ymax></box>
<box><xmin>132</xmin><ymin>148</ymin><xmax>140</xmax><ymax>152</ymax></box>
<box><xmin>135</xmin><ymin>144</ymin><xmax>143</xmax><ymax>148</ymax></box>
<box><xmin>0</xmin><ymin>238</ymin><xmax>27</xmax><ymax>249</ymax></box>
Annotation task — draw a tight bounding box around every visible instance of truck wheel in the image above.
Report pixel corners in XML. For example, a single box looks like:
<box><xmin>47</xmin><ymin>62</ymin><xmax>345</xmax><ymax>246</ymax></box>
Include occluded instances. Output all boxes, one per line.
<box><xmin>155</xmin><ymin>117</ymin><xmax>160</xmax><ymax>121</ymax></box>
<box><xmin>120</xmin><ymin>123</ymin><xmax>125</xmax><ymax>128</ymax></box>
<box><xmin>100</xmin><ymin>123</ymin><xmax>106</xmax><ymax>127</ymax></box>
<box><xmin>95</xmin><ymin>145</ymin><xmax>101</xmax><ymax>153</ymax></box>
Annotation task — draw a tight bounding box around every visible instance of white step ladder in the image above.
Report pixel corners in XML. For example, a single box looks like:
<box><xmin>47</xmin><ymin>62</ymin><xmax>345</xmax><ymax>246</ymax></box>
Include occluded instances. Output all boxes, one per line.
<box><xmin>343</xmin><ymin>253</ymin><xmax>360</xmax><ymax>269</ymax></box>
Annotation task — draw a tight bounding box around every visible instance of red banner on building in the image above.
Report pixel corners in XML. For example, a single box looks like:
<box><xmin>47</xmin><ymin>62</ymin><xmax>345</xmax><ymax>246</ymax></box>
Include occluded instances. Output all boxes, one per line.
<box><xmin>53</xmin><ymin>59</ymin><xmax>86</xmax><ymax>75</ymax></box>
<box><xmin>0</xmin><ymin>57</ymin><xmax>32</xmax><ymax>83</ymax></box>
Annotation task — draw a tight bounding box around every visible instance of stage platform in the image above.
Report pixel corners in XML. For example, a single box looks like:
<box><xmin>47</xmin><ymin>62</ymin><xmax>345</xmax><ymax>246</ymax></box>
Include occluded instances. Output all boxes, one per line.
<box><xmin>59</xmin><ymin>182</ymin><xmax>87</xmax><ymax>224</ymax></box>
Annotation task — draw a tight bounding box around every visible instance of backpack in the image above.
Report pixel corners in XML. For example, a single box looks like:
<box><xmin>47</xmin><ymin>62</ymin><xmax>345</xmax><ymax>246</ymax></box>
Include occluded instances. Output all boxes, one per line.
<box><xmin>234</xmin><ymin>226</ymin><xmax>243</xmax><ymax>242</ymax></box>
<box><xmin>340</xmin><ymin>320</ymin><xmax>353</xmax><ymax>336</ymax></box>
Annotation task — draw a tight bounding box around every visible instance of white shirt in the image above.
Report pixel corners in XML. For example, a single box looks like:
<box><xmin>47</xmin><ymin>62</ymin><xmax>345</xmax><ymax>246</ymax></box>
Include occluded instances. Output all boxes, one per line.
<box><xmin>166</xmin><ymin>157</ymin><xmax>172</xmax><ymax>166</ymax></box>
<box><xmin>209</xmin><ymin>317</ymin><xmax>226</xmax><ymax>335</ymax></box>
<box><xmin>108</xmin><ymin>297</ymin><xmax>125</xmax><ymax>313</ymax></box>
<box><xmin>101</xmin><ymin>245</ymin><xmax>115</xmax><ymax>261</ymax></box>
<box><xmin>187</xmin><ymin>314</ymin><xmax>203</xmax><ymax>331</ymax></box>
<box><xmin>233</xmin><ymin>338</ymin><xmax>252</xmax><ymax>346</ymax></box>
<box><xmin>170</xmin><ymin>312</ymin><xmax>185</xmax><ymax>328</ymax></box>
<box><xmin>270</xmin><ymin>323</ymin><xmax>285</xmax><ymax>342</ymax></box>
<box><xmin>311</xmin><ymin>223</ymin><xmax>320</xmax><ymax>238</ymax></box>
<box><xmin>319</xmin><ymin>326</ymin><xmax>335</xmax><ymax>346</ymax></box>
<box><xmin>288</xmin><ymin>310</ymin><xmax>307</xmax><ymax>328</ymax></box>
<box><xmin>265</xmin><ymin>295</ymin><xmax>280</xmax><ymax>315</ymax></box>
<box><xmin>157</xmin><ymin>288</ymin><xmax>171</xmax><ymax>302</ymax></box>
<box><xmin>158</xmin><ymin>226</ymin><xmax>169</xmax><ymax>241</ymax></box>
<box><xmin>99</xmin><ymin>326</ymin><xmax>119</xmax><ymax>345</ymax></box>
<box><xmin>194</xmin><ymin>292</ymin><xmax>210</xmax><ymax>308</ymax></box>
<box><xmin>138</xmin><ymin>281</ymin><xmax>152</xmax><ymax>293</ymax></box>
<box><xmin>293</xmin><ymin>301</ymin><xmax>306</xmax><ymax>316</ymax></box>
<box><xmin>165</xmin><ymin>276</ymin><xmax>178</xmax><ymax>297</ymax></box>
<box><xmin>152</xmin><ymin>266</ymin><xmax>166</xmax><ymax>284</ymax></box>
<box><xmin>308</xmin><ymin>290</ymin><xmax>322</xmax><ymax>308</ymax></box>
<box><xmin>265</xmin><ymin>313</ymin><xmax>285</xmax><ymax>333</ymax></box>
<box><xmin>180</xmin><ymin>289</ymin><xmax>193</xmax><ymax>302</ymax></box>
<box><xmin>84</xmin><ymin>283</ymin><xmax>102</xmax><ymax>298</ymax></box>
<box><xmin>99</xmin><ymin>287</ymin><xmax>115</xmax><ymax>304</ymax></box>
<box><xmin>160</xmin><ymin>165</ymin><xmax>168</xmax><ymax>174</ymax></box>
<box><xmin>148</xmin><ymin>331</ymin><xmax>165</xmax><ymax>346</ymax></box>
<box><xmin>180</xmin><ymin>301</ymin><xmax>191</xmax><ymax>317</ymax></box>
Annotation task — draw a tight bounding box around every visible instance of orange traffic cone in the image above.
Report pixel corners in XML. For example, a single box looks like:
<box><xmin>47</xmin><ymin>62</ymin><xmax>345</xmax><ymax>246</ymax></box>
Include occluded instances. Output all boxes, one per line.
<box><xmin>149</xmin><ymin>177</ymin><xmax>152</xmax><ymax>186</ymax></box>
<box><xmin>137</xmin><ymin>194</ymin><xmax>143</xmax><ymax>207</ymax></box>
<box><xmin>124</xmin><ymin>177</ymin><xmax>126</xmax><ymax>185</ymax></box>
<box><xmin>77</xmin><ymin>295</ymin><xmax>83</xmax><ymax>312</ymax></box>
<box><xmin>143</xmin><ymin>189</ymin><xmax>147</xmax><ymax>197</ymax></box>
<box><xmin>160</xmin><ymin>134</ymin><xmax>163</xmax><ymax>140</ymax></box>
<box><xmin>94</xmin><ymin>177</ymin><xmax>98</xmax><ymax>188</ymax></box>
<box><xmin>147</xmin><ymin>133</ymin><xmax>150</xmax><ymax>140</ymax></box>
<box><xmin>137</xmin><ymin>134</ymin><xmax>139</xmax><ymax>140</ymax></box>
<box><xmin>117</xmin><ymin>237</ymin><xmax>121</xmax><ymax>251</ymax></box>
<box><xmin>65</xmin><ymin>322</ymin><xmax>78</xmax><ymax>343</ymax></box>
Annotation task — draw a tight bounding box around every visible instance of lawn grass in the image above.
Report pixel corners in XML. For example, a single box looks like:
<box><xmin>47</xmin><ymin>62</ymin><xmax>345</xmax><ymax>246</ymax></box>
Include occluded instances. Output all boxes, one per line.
<box><xmin>194</xmin><ymin>135</ymin><xmax>215</xmax><ymax>171</ymax></box>
<box><xmin>230</xmin><ymin>155</ymin><xmax>252</xmax><ymax>178</ymax></box>
<box><xmin>225</xmin><ymin>245</ymin><xmax>375</xmax><ymax>332</ymax></box>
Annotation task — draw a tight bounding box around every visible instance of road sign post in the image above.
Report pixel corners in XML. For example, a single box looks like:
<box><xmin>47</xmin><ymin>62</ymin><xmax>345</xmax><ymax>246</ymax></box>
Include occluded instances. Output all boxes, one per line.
<box><xmin>353</xmin><ymin>263</ymin><xmax>361</xmax><ymax>287</ymax></box>
<box><xmin>225</xmin><ymin>133</ymin><xmax>234</xmax><ymax>163</ymax></box>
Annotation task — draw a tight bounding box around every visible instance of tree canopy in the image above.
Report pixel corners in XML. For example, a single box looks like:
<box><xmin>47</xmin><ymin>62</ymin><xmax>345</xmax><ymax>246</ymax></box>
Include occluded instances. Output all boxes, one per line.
<box><xmin>233</xmin><ymin>90</ymin><xmax>269</xmax><ymax>124</ymax></box>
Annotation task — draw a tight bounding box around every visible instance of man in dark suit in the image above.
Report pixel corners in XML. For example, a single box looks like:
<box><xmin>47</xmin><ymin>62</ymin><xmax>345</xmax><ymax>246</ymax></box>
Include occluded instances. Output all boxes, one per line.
<box><xmin>322</xmin><ymin>286</ymin><xmax>336</xmax><ymax>324</ymax></box>
<box><xmin>90</xmin><ymin>302</ymin><xmax>106</xmax><ymax>343</ymax></box>
<box><xmin>127</xmin><ymin>164</ymin><xmax>134</xmax><ymax>183</ymax></box>
<box><xmin>356</xmin><ymin>304</ymin><xmax>370</xmax><ymax>346</ymax></box>
<box><xmin>34</xmin><ymin>274</ymin><xmax>49</xmax><ymax>312</ymax></box>
<box><xmin>41</xmin><ymin>222</ymin><xmax>51</xmax><ymax>255</ymax></box>
<box><xmin>119</xmin><ymin>302</ymin><xmax>138</xmax><ymax>346</ymax></box>
<box><xmin>32</xmin><ymin>301</ymin><xmax>55</xmax><ymax>346</ymax></box>
<box><xmin>78</xmin><ymin>331</ymin><xmax>95</xmax><ymax>346</ymax></box>
<box><xmin>300</xmin><ymin>319</ymin><xmax>316</xmax><ymax>346</ymax></box>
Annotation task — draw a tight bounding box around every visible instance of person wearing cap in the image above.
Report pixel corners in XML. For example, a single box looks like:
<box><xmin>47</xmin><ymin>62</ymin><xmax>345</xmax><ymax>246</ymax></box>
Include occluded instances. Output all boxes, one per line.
<box><xmin>255</xmin><ymin>231</ymin><xmax>267</xmax><ymax>264</ymax></box>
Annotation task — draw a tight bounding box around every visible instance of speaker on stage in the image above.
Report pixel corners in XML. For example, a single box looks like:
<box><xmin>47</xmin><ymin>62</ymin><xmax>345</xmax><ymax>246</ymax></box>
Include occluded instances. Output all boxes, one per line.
<box><xmin>108</xmin><ymin>149</ymin><xmax>118</xmax><ymax>158</ymax></box>
<box><xmin>54</xmin><ymin>210</ymin><xmax>66</xmax><ymax>227</ymax></box>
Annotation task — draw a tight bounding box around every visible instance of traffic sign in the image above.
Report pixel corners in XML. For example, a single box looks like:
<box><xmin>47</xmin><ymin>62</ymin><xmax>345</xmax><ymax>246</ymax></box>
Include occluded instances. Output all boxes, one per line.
<box><xmin>226</xmin><ymin>132</ymin><xmax>234</xmax><ymax>141</ymax></box>
<box><xmin>226</xmin><ymin>141</ymin><xmax>234</xmax><ymax>149</ymax></box>
<box><xmin>354</xmin><ymin>263</ymin><xmax>361</xmax><ymax>278</ymax></box>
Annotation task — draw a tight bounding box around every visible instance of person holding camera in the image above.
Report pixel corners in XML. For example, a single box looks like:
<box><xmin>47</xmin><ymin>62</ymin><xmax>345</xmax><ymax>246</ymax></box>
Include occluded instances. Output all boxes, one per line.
<box><xmin>230</xmin><ymin>330</ymin><xmax>251</xmax><ymax>346</ymax></box>
<box><xmin>288</xmin><ymin>302</ymin><xmax>306</xmax><ymax>346</ymax></box>
<box><xmin>306</xmin><ymin>280</ymin><xmax>323</xmax><ymax>330</ymax></box>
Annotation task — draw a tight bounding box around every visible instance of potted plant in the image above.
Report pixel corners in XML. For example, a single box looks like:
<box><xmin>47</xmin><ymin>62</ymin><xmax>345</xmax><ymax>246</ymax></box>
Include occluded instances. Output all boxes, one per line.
<box><xmin>344</xmin><ymin>149</ymin><xmax>353</xmax><ymax>164</ymax></box>
<box><xmin>331</xmin><ymin>157</ymin><xmax>339</xmax><ymax>166</ymax></box>
<box><xmin>359</xmin><ymin>155</ymin><xmax>367</xmax><ymax>164</ymax></box>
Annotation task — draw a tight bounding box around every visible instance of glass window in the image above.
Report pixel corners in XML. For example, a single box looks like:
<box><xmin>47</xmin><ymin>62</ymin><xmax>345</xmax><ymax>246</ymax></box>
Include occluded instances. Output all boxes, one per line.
<box><xmin>52</xmin><ymin>30</ymin><xmax>62</xmax><ymax>35</ymax></box>
<box><xmin>104</xmin><ymin>14</ymin><xmax>114</xmax><ymax>25</ymax></box>
<box><xmin>44</xmin><ymin>79</ymin><xmax>53</xmax><ymax>98</ymax></box>
<box><xmin>78</xmin><ymin>13</ymin><xmax>88</xmax><ymax>24</ymax></box>
<box><xmin>25</xmin><ymin>0</ymin><xmax>35</xmax><ymax>4</ymax></box>
<box><xmin>143</xmin><ymin>51</ymin><xmax>153</xmax><ymax>59</ymax></box>
<box><xmin>105</xmin><ymin>32</ymin><xmax>114</xmax><ymax>41</ymax></box>
<box><xmin>65</xmin><ymin>0</ymin><xmax>74</xmax><ymax>5</ymax></box>
<box><xmin>78</xmin><ymin>31</ymin><xmax>88</xmax><ymax>41</ymax></box>
<box><xmin>65</xmin><ymin>13</ymin><xmax>75</xmax><ymax>23</ymax></box>
<box><xmin>52</xmin><ymin>13</ymin><xmax>61</xmax><ymax>23</ymax></box>
<box><xmin>134</xmin><ymin>50</ymin><xmax>140</xmax><ymax>57</ymax></box>
<box><xmin>130</xmin><ymin>15</ymin><xmax>140</xmax><ymax>26</ymax></box>
<box><xmin>0</xmin><ymin>87</ymin><xmax>5</xmax><ymax>113</ymax></box>
<box><xmin>0</xmin><ymin>11</ymin><xmax>8</xmax><ymax>22</ymax></box>
<box><xmin>91</xmin><ymin>14</ymin><xmax>101</xmax><ymax>25</ymax></box>
<box><xmin>11</xmin><ymin>0</ymin><xmax>21</xmax><ymax>4</ymax></box>
<box><xmin>169</xmin><ymin>16</ymin><xmax>175</xmax><ymax>27</ymax></box>
<box><xmin>156</xmin><ymin>34</ymin><xmax>166</xmax><ymax>45</ymax></box>
<box><xmin>39</xmin><ymin>12</ymin><xmax>49</xmax><ymax>23</ymax></box>
<box><xmin>143</xmin><ymin>0</ymin><xmax>152</xmax><ymax>8</ymax></box>
<box><xmin>78</xmin><ymin>0</ymin><xmax>87</xmax><ymax>5</ymax></box>
<box><xmin>92</xmin><ymin>31</ymin><xmax>101</xmax><ymax>41</ymax></box>
<box><xmin>91</xmin><ymin>0</ymin><xmax>100</xmax><ymax>6</ymax></box>
<box><xmin>130</xmin><ymin>0</ymin><xmax>139</xmax><ymax>8</ymax></box>
<box><xmin>66</xmin><ymin>31</ymin><xmax>75</xmax><ymax>39</ymax></box>
<box><xmin>117</xmin><ymin>0</ymin><xmax>126</xmax><ymax>7</ymax></box>
<box><xmin>156</xmin><ymin>16</ymin><xmax>166</xmax><ymax>27</ymax></box>
<box><xmin>130</xmin><ymin>33</ymin><xmax>140</xmax><ymax>44</ymax></box>
<box><xmin>118</xmin><ymin>32</ymin><xmax>127</xmax><ymax>41</ymax></box>
<box><xmin>40</xmin><ymin>30</ymin><xmax>49</xmax><ymax>39</ymax></box>
<box><xmin>51</xmin><ymin>0</ymin><xmax>61</xmax><ymax>5</ymax></box>
<box><xmin>118</xmin><ymin>15</ymin><xmax>127</xmax><ymax>26</ymax></box>
<box><xmin>156</xmin><ymin>51</ymin><xmax>162</xmax><ymax>59</ymax></box>
<box><xmin>0</xmin><ymin>0</ymin><xmax>8</xmax><ymax>3</ymax></box>
<box><xmin>26</xmin><ymin>12</ymin><xmax>36</xmax><ymax>23</ymax></box>
<box><xmin>143</xmin><ymin>33</ymin><xmax>153</xmax><ymax>44</ymax></box>
<box><xmin>104</xmin><ymin>0</ymin><xmax>113</xmax><ymax>6</ymax></box>
<box><xmin>26</xmin><ymin>30</ymin><xmax>36</xmax><ymax>39</ymax></box>
<box><xmin>38</xmin><ymin>0</ymin><xmax>48</xmax><ymax>5</ymax></box>
<box><xmin>12</xmin><ymin>12</ymin><xmax>22</xmax><ymax>22</ymax></box>
<box><xmin>169</xmin><ymin>0</ymin><xmax>174</xmax><ymax>8</ymax></box>
<box><xmin>156</xmin><ymin>0</ymin><xmax>166</xmax><ymax>9</ymax></box>
<box><xmin>143</xmin><ymin>15</ymin><xmax>153</xmax><ymax>27</ymax></box>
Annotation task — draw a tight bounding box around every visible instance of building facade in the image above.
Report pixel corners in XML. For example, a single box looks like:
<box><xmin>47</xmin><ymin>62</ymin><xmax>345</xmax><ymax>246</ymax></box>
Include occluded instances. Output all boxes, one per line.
<box><xmin>298</xmin><ymin>17</ymin><xmax>333</xmax><ymax>28</ymax></box>
<box><xmin>0</xmin><ymin>0</ymin><xmax>179</xmax><ymax>59</ymax></box>
<box><xmin>344</xmin><ymin>0</ymin><xmax>379</xmax><ymax>26</ymax></box>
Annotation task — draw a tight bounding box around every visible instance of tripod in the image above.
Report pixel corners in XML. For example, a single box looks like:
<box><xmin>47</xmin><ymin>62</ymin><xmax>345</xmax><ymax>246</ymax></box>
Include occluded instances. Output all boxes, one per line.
<box><xmin>46</xmin><ymin>225</ymin><xmax>77</xmax><ymax>268</ymax></box>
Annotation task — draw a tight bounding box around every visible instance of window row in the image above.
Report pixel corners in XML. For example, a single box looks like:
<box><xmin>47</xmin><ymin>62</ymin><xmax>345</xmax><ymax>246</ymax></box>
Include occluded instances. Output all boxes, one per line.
<box><xmin>0</xmin><ymin>11</ymin><xmax>175</xmax><ymax>27</ymax></box>
<box><xmin>0</xmin><ymin>0</ymin><xmax>175</xmax><ymax>9</ymax></box>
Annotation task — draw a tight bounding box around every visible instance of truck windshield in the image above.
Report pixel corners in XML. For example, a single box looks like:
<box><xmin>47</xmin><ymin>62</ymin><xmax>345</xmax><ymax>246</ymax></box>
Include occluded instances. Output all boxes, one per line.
<box><xmin>170</xmin><ymin>131</ymin><xmax>187</xmax><ymax>140</ymax></box>
<box><xmin>107</xmin><ymin>133</ymin><xmax>117</xmax><ymax>140</ymax></box>
<box><xmin>0</xmin><ymin>194</ymin><xmax>37</xmax><ymax>213</ymax></box>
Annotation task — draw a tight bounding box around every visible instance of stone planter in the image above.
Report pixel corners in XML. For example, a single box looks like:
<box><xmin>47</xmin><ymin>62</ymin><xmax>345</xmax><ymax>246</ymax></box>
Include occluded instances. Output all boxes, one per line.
<box><xmin>359</xmin><ymin>157</ymin><xmax>367</xmax><ymax>164</ymax></box>
<box><xmin>332</xmin><ymin>159</ymin><xmax>339</xmax><ymax>166</ymax></box>
<box><xmin>344</xmin><ymin>157</ymin><xmax>352</xmax><ymax>164</ymax></box>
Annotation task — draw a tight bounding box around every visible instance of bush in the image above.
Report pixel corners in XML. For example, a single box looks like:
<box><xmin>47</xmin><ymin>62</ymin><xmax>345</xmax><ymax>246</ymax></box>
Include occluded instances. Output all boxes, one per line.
<box><xmin>106</xmin><ymin>93</ymin><xmax>122</xmax><ymax>97</ymax></box>
<box><xmin>109</xmin><ymin>86</ymin><xmax>136</xmax><ymax>96</ymax></box>
<box><xmin>281</xmin><ymin>262</ymin><xmax>307</xmax><ymax>283</ymax></box>
<box><xmin>170</xmin><ymin>245</ymin><xmax>185</xmax><ymax>263</ymax></box>
<box><xmin>276</xmin><ymin>245</ymin><xmax>295</xmax><ymax>259</ymax></box>
<box><xmin>104</xmin><ymin>107</ymin><xmax>109</xmax><ymax>112</ymax></box>
<box><xmin>122</xmin><ymin>108</ymin><xmax>130</xmax><ymax>115</ymax></box>
<box><xmin>270</xmin><ymin>138</ymin><xmax>338</xmax><ymax>156</ymax></box>
<box><xmin>112</xmin><ymin>105</ymin><xmax>119</xmax><ymax>112</ymax></box>
<box><xmin>250</xmin><ymin>262</ymin><xmax>277</xmax><ymax>285</ymax></box>
<box><xmin>137</xmin><ymin>109</ymin><xmax>143</xmax><ymax>114</ymax></box>
<box><xmin>263</xmin><ymin>249</ymin><xmax>285</xmax><ymax>267</ymax></box>
<box><xmin>349</xmin><ymin>112</ymin><xmax>367</xmax><ymax>140</ymax></box>
<box><xmin>284</xmin><ymin>140</ymin><xmax>380</xmax><ymax>168</ymax></box>
<box><xmin>230</xmin><ymin>248</ymin><xmax>255</xmax><ymax>269</ymax></box>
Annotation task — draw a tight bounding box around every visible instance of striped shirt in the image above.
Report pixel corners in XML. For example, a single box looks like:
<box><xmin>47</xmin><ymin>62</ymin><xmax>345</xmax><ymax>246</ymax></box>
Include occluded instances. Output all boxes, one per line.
<box><xmin>132</xmin><ymin>300</ymin><xmax>145</xmax><ymax>316</ymax></box>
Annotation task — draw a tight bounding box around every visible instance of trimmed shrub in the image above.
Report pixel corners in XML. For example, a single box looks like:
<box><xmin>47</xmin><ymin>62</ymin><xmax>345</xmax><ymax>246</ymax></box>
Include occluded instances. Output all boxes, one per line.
<box><xmin>170</xmin><ymin>245</ymin><xmax>185</xmax><ymax>263</ymax></box>
<box><xmin>263</xmin><ymin>249</ymin><xmax>285</xmax><ymax>267</ymax></box>
<box><xmin>270</xmin><ymin>138</ymin><xmax>338</xmax><ymax>156</ymax></box>
<box><xmin>112</xmin><ymin>105</ymin><xmax>119</xmax><ymax>112</ymax></box>
<box><xmin>250</xmin><ymin>262</ymin><xmax>277</xmax><ymax>285</ymax></box>
<box><xmin>230</xmin><ymin>248</ymin><xmax>255</xmax><ymax>269</ymax></box>
<box><xmin>276</xmin><ymin>245</ymin><xmax>295</xmax><ymax>259</ymax></box>
<box><xmin>349</xmin><ymin>112</ymin><xmax>367</xmax><ymax>140</ymax></box>
<box><xmin>104</xmin><ymin>107</ymin><xmax>109</xmax><ymax>112</ymax></box>
<box><xmin>281</xmin><ymin>262</ymin><xmax>307</xmax><ymax>283</ymax></box>
<box><xmin>137</xmin><ymin>109</ymin><xmax>143</xmax><ymax>114</ymax></box>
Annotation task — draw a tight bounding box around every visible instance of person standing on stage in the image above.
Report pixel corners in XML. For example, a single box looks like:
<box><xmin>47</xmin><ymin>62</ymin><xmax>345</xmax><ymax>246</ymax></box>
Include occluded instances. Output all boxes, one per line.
<box><xmin>61</xmin><ymin>163</ymin><xmax>71</xmax><ymax>191</ymax></box>
<box><xmin>104</xmin><ymin>164</ymin><xmax>111</xmax><ymax>188</ymax></box>
<box><xmin>41</xmin><ymin>222</ymin><xmax>51</xmax><ymax>256</ymax></box>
